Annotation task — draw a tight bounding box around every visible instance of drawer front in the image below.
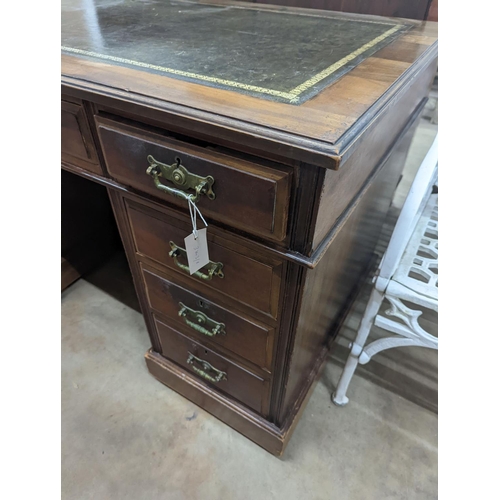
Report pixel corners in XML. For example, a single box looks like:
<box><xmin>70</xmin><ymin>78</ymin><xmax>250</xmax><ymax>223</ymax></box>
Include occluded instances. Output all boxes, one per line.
<box><xmin>127</xmin><ymin>201</ymin><xmax>283</xmax><ymax>319</ymax></box>
<box><xmin>96</xmin><ymin>117</ymin><xmax>291</xmax><ymax>241</ymax></box>
<box><xmin>154</xmin><ymin>316</ymin><xmax>268</xmax><ymax>414</ymax></box>
<box><xmin>142</xmin><ymin>265</ymin><xmax>274</xmax><ymax>371</ymax></box>
<box><xmin>61</xmin><ymin>100</ymin><xmax>101</xmax><ymax>174</ymax></box>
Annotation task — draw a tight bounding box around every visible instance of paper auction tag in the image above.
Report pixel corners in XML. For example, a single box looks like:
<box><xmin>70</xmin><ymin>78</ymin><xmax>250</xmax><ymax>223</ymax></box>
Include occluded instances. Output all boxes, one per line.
<box><xmin>184</xmin><ymin>227</ymin><xmax>209</xmax><ymax>275</ymax></box>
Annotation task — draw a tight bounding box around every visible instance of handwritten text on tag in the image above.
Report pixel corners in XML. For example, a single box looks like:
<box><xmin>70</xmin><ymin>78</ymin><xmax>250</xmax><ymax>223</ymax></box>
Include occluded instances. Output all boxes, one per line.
<box><xmin>184</xmin><ymin>228</ymin><xmax>209</xmax><ymax>275</ymax></box>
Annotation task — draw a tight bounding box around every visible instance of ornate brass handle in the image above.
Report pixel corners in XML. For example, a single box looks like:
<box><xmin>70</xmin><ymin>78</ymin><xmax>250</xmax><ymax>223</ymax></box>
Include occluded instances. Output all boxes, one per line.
<box><xmin>187</xmin><ymin>352</ymin><xmax>227</xmax><ymax>383</ymax></box>
<box><xmin>168</xmin><ymin>241</ymin><xmax>224</xmax><ymax>281</ymax></box>
<box><xmin>178</xmin><ymin>302</ymin><xmax>226</xmax><ymax>337</ymax></box>
<box><xmin>146</xmin><ymin>155</ymin><xmax>215</xmax><ymax>203</ymax></box>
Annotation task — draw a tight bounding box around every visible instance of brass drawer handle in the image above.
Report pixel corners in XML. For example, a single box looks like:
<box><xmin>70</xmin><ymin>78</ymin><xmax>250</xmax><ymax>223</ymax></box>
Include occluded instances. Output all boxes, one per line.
<box><xmin>179</xmin><ymin>302</ymin><xmax>226</xmax><ymax>337</ymax></box>
<box><xmin>146</xmin><ymin>155</ymin><xmax>215</xmax><ymax>203</ymax></box>
<box><xmin>168</xmin><ymin>241</ymin><xmax>224</xmax><ymax>281</ymax></box>
<box><xmin>187</xmin><ymin>352</ymin><xmax>227</xmax><ymax>383</ymax></box>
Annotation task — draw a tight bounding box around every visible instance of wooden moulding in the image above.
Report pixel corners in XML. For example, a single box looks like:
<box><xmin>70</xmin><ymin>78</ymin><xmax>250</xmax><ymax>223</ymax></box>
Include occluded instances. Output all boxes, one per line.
<box><xmin>145</xmin><ymin>347</ymin><xmax>320</xmax><ymax>457</ymax></box>
<box><xmin>62</xmin><ymin>46</ymin><xmax>437</xmax><ymax>267</ymax></box>
<box><xmin>61</xmin><ymin>1</ymin><xmax>437</xmax><ymax>172</ymax></box>
<box><xmin>61</xmin><ymin>93</ymin><xmax>428</xmax><ymax>272</ymax></box>
<box><xmin>61</xmin><ymin>0</ymin><xmax>438</xmax><ymax>457</ymax></box>
<box><xmin>145</xmin><ymin>349</ymin><xmax>286</xmax><ymax>456</ymax></box>
<box><xmin>309</xmin><ymin>96</ymin><xmax>430</xmax><ymax>261</ymax></box>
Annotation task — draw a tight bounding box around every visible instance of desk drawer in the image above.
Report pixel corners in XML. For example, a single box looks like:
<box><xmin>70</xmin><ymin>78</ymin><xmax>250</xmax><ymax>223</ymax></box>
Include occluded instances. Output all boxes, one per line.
<box><xmin>142</xmin><ymin>265</ymin><xmax>274</xmax><ymax>371</ymax></box>
<box><xmin>154</xmin><ymin>316</ymin><xmax>269</xmax><ymax>415</ymax></box>
<box><xmin>96</xmin><ymin>117</ymin><xmax>291</xmax><ymax>241</ymax></box>
<box><xmin>61</xmin><ymin>100</ymin><xmax>101</xmax><ymax>174</ymax></box>
<box><xmin>126</xmin><ymin>200</ymin><xmax>283</xmax><ymax>319</ymax></box>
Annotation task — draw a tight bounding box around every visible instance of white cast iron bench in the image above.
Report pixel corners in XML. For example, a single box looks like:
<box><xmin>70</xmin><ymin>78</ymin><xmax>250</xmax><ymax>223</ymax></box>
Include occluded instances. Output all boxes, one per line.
<box><xmin>333</xmin><ymin>135</ymin><xmax>438</xmax><ymax>406</ymax></box>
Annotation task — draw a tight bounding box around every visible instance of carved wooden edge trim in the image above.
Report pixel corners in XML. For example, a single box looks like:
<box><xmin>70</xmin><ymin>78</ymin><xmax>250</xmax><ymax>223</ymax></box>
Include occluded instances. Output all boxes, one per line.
<box><xmin>62</xmin><ymin>96</ymin><xmax>418</xmax><ymax>271</ymax></box>
<box><xmin>289</xmin><ymin>163</ymin><xmax>325</xmax><ymax>256</ymax></box>
<box><xmin>61</xmin><ymin>40</ymin><xmax>437</xmax><ymax>172</ymax></box>
<box><xmin>309</xmin><ymin>98</ymin><xmax>428</xmax><ymax>265</ymax></box>
<box><xmin>59</xmin><ymin>161</ymin><xmax>370</xmax><ymax>272</ymax></box>
<box><xmin>62</xmin><ymin>75</ymin><xmax>340</xmax><ymax>170</ymax></box>
<box><xmin>145</xmin><ymin>349</ymin><xmax>289</xmax><ymax>456</ymax></box>
<box><xmin>333</xmin><ymin>41</ymin><xmax>438</xmax><ymax>166</ymax></box>
<box><xmin>82</xmin><ymin>100</ymin><xmax>112</xmax><ymax>178</ymax></box>
<box><xmin>61</xmin><ymin>162</ymin><xmax>309</xmax><ymax>266</ymax></box>
<box><xmin>269</xmin><ymin>262</ymin><xmax>306</xmax><ymax>425</ymax></box>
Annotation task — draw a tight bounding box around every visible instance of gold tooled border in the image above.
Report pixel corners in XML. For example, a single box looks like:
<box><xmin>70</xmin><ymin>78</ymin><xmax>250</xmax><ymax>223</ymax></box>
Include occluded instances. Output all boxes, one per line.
<box><xmin>62</xmin><ymin>24</ymin><xmax>402</xmax><ymax>103</ymax></box>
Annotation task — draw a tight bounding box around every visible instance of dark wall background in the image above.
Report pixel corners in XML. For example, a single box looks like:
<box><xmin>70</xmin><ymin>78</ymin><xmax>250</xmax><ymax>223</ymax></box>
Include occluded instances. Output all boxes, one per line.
<box><xmin>251</xmin><ymin>0</ymin><xmax>438</xmax><ymax>21</ymax></box>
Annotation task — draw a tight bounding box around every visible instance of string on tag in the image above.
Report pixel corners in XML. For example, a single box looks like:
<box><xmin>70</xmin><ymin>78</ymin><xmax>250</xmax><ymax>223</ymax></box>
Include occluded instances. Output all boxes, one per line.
<box><xmin>187</xmin><ymin>197</ymin><xmax>208</xmax><ymax>240</ymax></box>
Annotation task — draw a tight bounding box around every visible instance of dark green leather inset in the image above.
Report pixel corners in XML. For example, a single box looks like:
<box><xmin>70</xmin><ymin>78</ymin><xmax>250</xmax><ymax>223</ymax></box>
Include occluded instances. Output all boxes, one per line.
<box><xmin>62</xmin><ymin>0</ymin><xmax>410</xmax><ymax>104</ymax></box>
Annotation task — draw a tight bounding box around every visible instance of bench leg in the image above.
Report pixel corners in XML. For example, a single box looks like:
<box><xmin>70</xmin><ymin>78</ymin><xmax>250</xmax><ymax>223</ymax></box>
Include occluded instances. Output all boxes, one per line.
<box><xmin>333</xmin><ymin>287</ymin><xmax>384</xmax><ymax>406</ymax></box>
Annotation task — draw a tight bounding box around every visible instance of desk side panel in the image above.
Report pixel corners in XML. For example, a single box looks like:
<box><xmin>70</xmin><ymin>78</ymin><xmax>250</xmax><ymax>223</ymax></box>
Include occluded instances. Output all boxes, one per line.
<box><xmin>277</xmin><ymin>120</ymin><xmax>417</xmax><ymax>423</ymax></box>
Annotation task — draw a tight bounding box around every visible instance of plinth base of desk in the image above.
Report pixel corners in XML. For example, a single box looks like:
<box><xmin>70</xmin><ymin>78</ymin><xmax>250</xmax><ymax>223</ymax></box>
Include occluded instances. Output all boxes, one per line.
<box><xmin>145</xmin><ymin>348</ymin><xmax>329</xmax><ymax>457</ymax></box>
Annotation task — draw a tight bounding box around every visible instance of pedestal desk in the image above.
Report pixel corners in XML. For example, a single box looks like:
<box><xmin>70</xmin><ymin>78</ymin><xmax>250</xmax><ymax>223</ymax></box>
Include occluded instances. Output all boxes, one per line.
<box><xmin>61</xmin><ymin>0</ymin><xmax>438</xmax><ymax>456</ymax></box>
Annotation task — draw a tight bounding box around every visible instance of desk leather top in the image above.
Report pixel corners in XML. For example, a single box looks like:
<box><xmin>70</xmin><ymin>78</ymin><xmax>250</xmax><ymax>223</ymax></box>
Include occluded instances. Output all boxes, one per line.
<box><xmin>61</xmin><ymin>0</ymin><xmax>438</xmax><ymax>169</ymax></box>
<box><xmin>62</xmin><ymin>0</ymin><xmax>408</xmax><ymax>104</ymax></box>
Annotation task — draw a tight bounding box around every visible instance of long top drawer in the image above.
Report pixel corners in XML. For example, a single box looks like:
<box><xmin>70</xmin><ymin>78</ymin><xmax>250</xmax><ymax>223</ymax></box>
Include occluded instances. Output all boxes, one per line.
<box><xmin>96</xmin><ymin>117</ymin><xmax>291</xmax><ymax>241</ymax></box>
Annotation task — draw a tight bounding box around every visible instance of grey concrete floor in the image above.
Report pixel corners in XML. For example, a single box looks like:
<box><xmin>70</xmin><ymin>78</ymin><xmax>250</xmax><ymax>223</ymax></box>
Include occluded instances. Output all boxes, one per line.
<box><xmin>62</xmin><ymin>119</ymin><xmax>438</xmax><ymax>500</ymax></box>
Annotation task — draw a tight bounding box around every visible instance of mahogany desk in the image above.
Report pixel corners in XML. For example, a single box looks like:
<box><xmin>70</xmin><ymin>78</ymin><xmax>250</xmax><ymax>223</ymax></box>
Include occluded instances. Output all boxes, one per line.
<box><xmin>61</xmin><ymin>0</ymin><xmax>438</xmax><ymax>456</ymax></box>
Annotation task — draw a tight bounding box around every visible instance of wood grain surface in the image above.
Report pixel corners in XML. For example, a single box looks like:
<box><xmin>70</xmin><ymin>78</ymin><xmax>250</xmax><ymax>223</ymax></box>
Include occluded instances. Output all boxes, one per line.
<box><xmin>61</xmin><ymin>0</ymin><xmax>437</xmax><ymax>169</ymax></box>
<box><xmin>62</xmin><ymin>0</ymin><xmax>438</xmax><ymax>456</ymax></box>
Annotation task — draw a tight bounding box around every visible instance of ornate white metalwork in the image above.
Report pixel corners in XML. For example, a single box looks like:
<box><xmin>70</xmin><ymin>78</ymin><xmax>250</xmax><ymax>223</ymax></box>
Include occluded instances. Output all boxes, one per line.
<box><xmin>393</xmin><ymin>194</ymin><xmax>438</xmax><ymax>300</ymax></box>
<box><xmin>333</xmin><ymin>135</ymin><xmax>438</xmax><ymax>407</ymax></box>
<box><xmin>383</xmin><ymin>296</ymin><xmax>437</xmax><ymax>344</ymax></box>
